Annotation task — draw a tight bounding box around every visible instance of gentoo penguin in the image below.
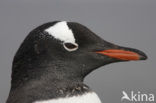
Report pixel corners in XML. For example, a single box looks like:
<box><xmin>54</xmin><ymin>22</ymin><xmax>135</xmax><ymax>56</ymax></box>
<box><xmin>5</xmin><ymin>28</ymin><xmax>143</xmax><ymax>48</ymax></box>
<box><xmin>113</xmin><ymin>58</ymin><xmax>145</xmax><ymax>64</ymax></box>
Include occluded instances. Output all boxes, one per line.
<box><xmin>6</xmin><ymin>21</ymin><xmax>147</xmax><ymax>103</ymax></box>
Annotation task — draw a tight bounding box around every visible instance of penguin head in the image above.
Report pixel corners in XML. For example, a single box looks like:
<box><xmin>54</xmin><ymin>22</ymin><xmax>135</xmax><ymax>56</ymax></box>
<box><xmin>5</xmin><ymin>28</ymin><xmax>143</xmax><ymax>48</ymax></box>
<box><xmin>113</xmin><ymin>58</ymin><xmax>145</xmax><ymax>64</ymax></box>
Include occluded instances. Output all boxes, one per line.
<box><xmin>13</xmin><ymin>21</ymin><xmax>147</xmax><ymax>82</ymax></box>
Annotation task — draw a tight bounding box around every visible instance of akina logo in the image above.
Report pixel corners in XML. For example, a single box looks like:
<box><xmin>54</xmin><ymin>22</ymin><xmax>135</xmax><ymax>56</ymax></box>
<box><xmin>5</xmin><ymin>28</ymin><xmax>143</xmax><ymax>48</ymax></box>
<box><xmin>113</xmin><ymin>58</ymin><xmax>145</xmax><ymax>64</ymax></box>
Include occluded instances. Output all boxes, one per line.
<box><xmin>121</xmin><ymin>91</ymin><xmax>155</xmax><ymax>102</ymax></box>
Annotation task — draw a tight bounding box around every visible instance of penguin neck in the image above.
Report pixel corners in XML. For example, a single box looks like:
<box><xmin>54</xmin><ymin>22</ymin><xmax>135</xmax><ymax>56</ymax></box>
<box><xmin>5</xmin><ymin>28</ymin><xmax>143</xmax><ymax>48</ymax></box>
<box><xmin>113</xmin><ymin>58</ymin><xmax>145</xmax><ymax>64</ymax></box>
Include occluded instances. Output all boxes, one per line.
<box><xmin>10</xmin><ymin>60</ymin><xmax>85</xmax><ymax>91</ymax></box>
<box><xmin>8</xmin><ymin>64</ymin><xmax>90</xmax><ymax>103</ymax></box>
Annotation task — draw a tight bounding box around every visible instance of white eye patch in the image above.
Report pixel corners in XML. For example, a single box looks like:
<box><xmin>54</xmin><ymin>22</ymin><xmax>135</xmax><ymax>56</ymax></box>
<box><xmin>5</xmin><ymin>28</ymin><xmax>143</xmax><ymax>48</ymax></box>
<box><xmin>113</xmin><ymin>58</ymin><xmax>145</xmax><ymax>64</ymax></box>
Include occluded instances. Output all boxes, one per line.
<box><xmin>45</xmin><ymin>21</ymin><xmax>78</xmax><ymax>52</ymax></box>
<box><xmin>45</xmin><ymin>21</ymin><xmax>76</xmax><ymax>43</ymax></box>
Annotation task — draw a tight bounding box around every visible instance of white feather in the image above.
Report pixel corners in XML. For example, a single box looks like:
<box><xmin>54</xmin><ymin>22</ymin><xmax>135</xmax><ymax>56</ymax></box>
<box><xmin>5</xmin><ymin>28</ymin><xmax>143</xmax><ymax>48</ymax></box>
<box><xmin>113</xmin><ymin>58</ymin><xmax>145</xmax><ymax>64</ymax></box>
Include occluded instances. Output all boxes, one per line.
<box><xmin>45</xmin><ymin>21</ymin><xmax>75</xmax><ymax>43</ymax></box>
<box><xmin>34</xmin><ymin>92</ymin><xmax>102</xmax><ymax>103</ymax></box>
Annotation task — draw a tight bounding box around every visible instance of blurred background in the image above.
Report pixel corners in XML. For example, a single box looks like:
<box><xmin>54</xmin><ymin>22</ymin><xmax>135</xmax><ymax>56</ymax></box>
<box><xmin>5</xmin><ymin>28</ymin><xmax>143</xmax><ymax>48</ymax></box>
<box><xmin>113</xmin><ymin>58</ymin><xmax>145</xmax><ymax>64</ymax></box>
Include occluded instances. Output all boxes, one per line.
<box><xmin>0</xmin><ymin>0</ymin><xmax>156</xmax><ymax>103</ymax></box>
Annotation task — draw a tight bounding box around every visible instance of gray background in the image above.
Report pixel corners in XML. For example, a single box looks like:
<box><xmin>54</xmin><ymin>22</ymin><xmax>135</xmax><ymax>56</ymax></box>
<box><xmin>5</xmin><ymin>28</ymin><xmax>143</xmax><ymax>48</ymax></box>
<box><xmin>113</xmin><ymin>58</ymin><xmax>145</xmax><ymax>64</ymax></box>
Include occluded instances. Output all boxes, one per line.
<box><xmin>0</xmin><ymin>0</ymin><xmax>156</xmax><ymax>103</ymax></box>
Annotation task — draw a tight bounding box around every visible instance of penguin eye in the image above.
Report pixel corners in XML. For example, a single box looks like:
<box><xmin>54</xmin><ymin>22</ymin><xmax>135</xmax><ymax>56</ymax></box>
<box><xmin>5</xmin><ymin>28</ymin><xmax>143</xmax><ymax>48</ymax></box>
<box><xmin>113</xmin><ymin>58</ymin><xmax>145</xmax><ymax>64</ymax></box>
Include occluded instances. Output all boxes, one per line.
<box><xmin>63</xmin><ymin>42</ymin><xmax>78</xmax><ymax>52</ymax></box>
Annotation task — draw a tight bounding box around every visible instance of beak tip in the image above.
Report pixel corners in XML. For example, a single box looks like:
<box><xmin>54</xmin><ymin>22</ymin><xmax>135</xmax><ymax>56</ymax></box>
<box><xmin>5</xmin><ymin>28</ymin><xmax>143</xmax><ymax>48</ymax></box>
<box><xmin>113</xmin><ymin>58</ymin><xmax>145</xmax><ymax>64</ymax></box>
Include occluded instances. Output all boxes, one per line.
<box><xmin>122</xmin><ymin>47</ymin><xmax>148</xmax><ymax>61</ymax></box>
<box><xmin>139</xmin><ymin>52</ymin><xmax>148</xmax><ymax>60</ymax></box>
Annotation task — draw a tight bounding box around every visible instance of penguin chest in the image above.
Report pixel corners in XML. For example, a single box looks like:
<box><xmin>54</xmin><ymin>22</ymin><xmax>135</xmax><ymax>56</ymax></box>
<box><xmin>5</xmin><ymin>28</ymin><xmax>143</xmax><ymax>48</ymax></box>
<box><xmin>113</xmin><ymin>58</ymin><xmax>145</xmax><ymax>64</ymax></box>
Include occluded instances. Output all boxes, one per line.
<box><xmin>34</xmin><ymin>92</ymin><xmax>102</xmax><ymax>103</ymax></box>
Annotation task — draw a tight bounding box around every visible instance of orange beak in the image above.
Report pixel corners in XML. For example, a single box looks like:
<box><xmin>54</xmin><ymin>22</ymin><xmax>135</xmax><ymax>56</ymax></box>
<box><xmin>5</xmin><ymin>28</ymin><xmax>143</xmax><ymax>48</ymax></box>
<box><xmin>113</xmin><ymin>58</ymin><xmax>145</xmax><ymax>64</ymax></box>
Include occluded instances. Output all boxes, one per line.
<box><xmin>96</xmin><ymin>49</ymin><xmax>141</xmax><ymax>61</ymax></box>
